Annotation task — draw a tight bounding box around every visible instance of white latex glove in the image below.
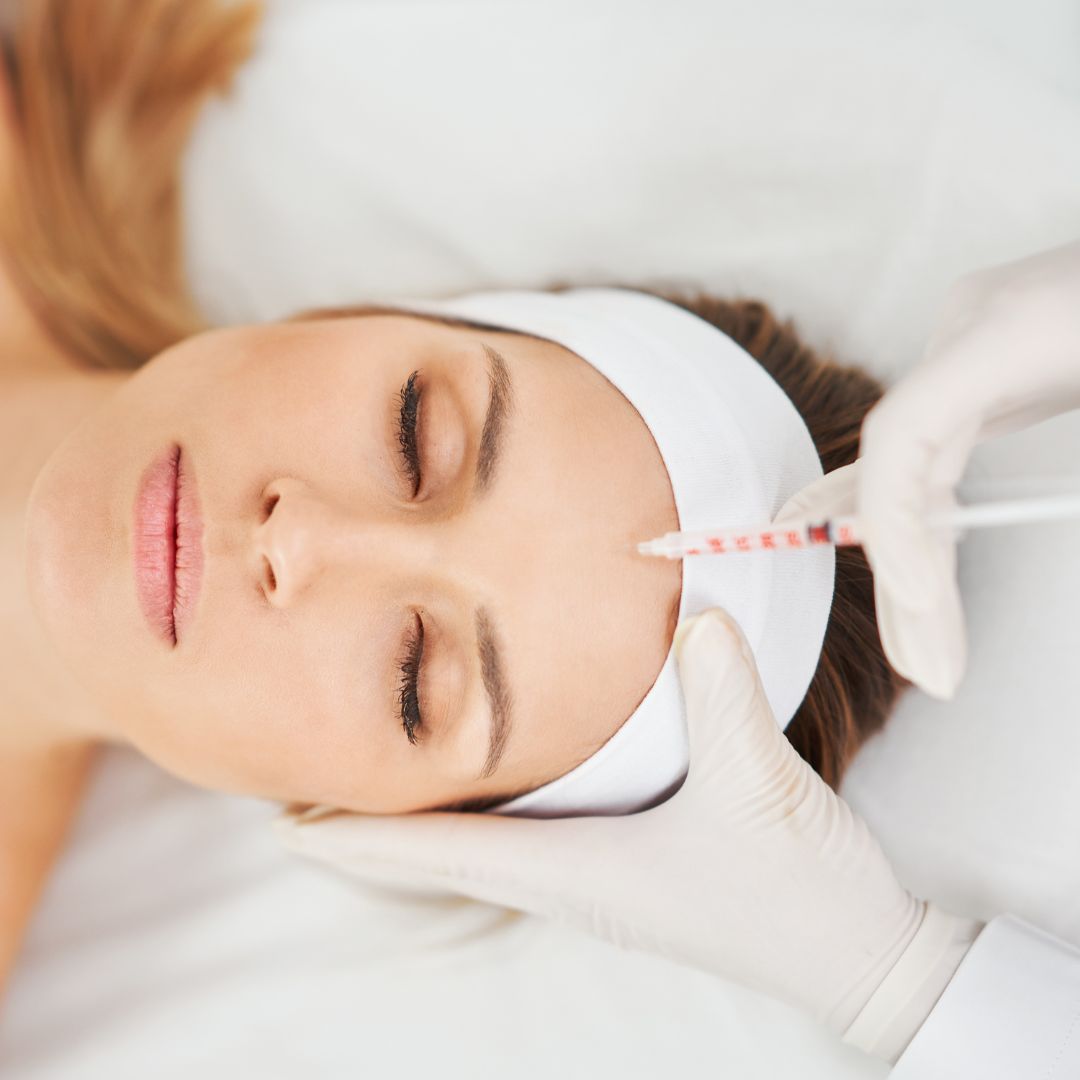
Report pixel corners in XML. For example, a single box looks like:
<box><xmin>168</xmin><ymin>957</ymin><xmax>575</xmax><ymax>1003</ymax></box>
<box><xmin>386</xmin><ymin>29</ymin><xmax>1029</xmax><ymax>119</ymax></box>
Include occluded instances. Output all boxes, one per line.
<box><xmin>276</xmin><ymin>608</ymin><xmax>980</xmax><ymax>1062</ymax></box>
<box><xmin>856</xmin><ymin>240</ymin><xmax>1080</xmax><ymax>699</ymax></box>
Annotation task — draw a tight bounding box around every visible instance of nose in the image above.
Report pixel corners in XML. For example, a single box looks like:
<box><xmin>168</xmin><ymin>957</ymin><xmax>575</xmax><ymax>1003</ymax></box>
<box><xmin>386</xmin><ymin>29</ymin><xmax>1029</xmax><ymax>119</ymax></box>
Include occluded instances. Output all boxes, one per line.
<box><xmin>253</xmin><ymin>477</ymin><xmax>441</xmax><ymax>607</ymax></box>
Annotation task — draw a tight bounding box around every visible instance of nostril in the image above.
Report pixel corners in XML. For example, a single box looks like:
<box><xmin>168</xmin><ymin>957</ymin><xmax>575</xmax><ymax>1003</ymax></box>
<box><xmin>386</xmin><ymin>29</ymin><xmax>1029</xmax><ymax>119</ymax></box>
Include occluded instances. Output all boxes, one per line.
<box><xmin>263</xmin><ymin>490</ymin><xmax>281</xmax><ymax>521</ymax></box>
<box><xmin>264</xmin><ymin>557</ymin><xmax>277</xmax><ymax>594</ymax></box>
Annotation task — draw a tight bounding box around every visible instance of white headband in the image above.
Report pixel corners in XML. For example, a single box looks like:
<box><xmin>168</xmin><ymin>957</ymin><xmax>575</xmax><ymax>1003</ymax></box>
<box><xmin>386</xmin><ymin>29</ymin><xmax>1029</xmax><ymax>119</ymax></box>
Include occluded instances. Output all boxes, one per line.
<box><xmin>389</xmin><ymin>288</ymin><xmax>835</xmax><ymax>818</ymax></box>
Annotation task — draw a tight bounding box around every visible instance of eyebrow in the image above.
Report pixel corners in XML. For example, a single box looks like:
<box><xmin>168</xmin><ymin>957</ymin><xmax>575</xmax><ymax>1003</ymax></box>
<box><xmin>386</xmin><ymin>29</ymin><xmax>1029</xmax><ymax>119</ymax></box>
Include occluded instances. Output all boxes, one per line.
<box><xmin>471</xmin><ymin>343</ymin><xmax>515</xmax><ymax>778</ymax></box>
<box><xmin>475</xmin><ymin>344</ymin><xmax>513</xmax><ymax>494</ymax></box>
<box><xmin>476</xmin><ymin>606</ymin><xmax>513</xmax><ymax>779</ymax></box>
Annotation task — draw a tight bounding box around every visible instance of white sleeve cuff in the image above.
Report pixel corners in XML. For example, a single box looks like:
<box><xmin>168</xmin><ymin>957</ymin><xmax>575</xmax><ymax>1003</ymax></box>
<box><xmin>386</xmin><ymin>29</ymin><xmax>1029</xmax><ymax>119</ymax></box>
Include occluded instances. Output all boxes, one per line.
<box><xmin>842</xmin><ymin>903</ymin><xmax>982</xmax><ymax>1063</ymax></box>
<box><xmin>892</xmin><ymin>914</ymin><xmax>1080</xmax><ymax>1079</ymax></box>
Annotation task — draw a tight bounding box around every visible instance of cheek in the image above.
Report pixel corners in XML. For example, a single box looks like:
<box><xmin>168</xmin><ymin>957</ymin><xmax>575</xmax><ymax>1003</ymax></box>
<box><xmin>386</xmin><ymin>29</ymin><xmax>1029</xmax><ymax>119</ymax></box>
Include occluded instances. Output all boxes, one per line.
<box><xmin>140</xmin><ymin>326</ymin><xmax>358</xmax><ymax>449</ymax></box>
<box><xmin>120</xmin><ymin>644</ymin><xmax>354</xmax><ymax>802</ymax></box>
<box><xmin>124</xmin><ymin>594</ymin><xmax>400</xmax><ymax>804</ymax></box>
<box><xmin>216</xmin><ymin>344</ymin><xmax>397</xmax><ymax>500</ymax></box>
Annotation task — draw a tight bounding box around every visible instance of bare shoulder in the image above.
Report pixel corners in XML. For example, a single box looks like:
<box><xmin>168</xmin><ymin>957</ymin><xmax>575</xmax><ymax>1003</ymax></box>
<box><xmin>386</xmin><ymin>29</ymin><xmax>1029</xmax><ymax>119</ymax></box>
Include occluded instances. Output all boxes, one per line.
<box><xmin>0</xmin><ymin>739</ymin><xmax>96</xmax><ymax>998</ymax></box>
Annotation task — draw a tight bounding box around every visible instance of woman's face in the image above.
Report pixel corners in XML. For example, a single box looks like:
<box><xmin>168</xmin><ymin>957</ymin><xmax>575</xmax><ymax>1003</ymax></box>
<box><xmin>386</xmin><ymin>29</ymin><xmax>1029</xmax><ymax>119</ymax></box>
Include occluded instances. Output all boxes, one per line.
<box><xmin>26</xmin><ymin>313</ymin><xmax>682</xmax><ymax>812</ymax></box>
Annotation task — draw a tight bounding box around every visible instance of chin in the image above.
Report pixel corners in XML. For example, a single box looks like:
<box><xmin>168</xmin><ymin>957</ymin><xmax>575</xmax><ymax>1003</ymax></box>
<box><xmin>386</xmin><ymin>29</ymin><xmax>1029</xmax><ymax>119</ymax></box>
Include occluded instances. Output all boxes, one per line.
<box><xmin>24</xmin><ymin>430</ymin><xmax>130</xmax><ymax>700</ymax></box>
<box><xmin>24</xmin><ymin>446</ymin><xmax>90</xmax><ymax>657</ymax></box>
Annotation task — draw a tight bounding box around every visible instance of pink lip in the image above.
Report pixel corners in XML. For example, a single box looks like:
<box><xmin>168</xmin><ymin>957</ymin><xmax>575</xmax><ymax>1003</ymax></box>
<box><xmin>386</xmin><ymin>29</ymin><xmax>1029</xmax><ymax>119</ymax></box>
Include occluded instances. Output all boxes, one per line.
<box><xmin>133</xmin><ymin>445</ymin><xmax>204</xmax><ymax>647</ymax></box>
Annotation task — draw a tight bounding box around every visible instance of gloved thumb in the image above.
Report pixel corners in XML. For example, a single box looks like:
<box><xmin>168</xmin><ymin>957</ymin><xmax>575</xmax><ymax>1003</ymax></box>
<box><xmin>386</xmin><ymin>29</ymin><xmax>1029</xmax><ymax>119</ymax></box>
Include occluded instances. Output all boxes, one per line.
<box><xmin>673</xmin><ymin>608</ymin><xmax>782</xmax><ymax>782</ymax></box>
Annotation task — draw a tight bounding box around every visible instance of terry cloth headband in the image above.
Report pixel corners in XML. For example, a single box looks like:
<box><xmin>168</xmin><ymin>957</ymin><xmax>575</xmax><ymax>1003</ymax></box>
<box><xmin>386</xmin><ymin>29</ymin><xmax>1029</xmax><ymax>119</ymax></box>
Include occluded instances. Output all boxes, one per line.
<box><xmin>383</xmin><ymin>288</ymin><xmax>836</xmax><ymax>818</ymax></box>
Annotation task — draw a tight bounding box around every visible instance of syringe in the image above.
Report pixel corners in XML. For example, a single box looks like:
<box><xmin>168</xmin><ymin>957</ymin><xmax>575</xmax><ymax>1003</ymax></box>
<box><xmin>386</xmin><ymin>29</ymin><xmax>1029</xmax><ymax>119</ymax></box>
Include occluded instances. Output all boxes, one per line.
<box><xmin>637</xmin><ymin>493</ymin><xmax>1080</xmax><ymax>559</ymax></box>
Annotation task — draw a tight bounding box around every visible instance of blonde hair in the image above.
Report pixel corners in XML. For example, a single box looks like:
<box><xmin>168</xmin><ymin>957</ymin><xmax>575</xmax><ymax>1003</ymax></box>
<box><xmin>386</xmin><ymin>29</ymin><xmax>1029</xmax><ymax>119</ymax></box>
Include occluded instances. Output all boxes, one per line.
<box><xmin>1</xmin><ymin>0</ymin><xmax>261</xmax><ymax>371</ymax></box>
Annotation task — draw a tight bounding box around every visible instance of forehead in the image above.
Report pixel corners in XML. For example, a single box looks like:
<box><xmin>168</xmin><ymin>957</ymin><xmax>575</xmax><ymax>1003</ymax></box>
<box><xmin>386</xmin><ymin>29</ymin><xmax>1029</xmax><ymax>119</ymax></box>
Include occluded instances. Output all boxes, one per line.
<box><xmin>441</xmin><ymin>321</ymin><xmax>682</xmax><ymax>798</ymax></box>
<box><xmin>390</xmin><ymin>312</ymin><xmax>681</xmax><ymax>792</ymax></box>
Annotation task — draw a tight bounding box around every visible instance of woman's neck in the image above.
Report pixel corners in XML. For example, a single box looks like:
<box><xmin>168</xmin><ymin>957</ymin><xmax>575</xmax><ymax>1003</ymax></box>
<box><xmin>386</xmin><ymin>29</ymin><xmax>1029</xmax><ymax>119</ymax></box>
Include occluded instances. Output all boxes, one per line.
<box><xmin>0</xmin><ymin>285</ymin><xmax>127</xmax><ymax>754</ymax></box>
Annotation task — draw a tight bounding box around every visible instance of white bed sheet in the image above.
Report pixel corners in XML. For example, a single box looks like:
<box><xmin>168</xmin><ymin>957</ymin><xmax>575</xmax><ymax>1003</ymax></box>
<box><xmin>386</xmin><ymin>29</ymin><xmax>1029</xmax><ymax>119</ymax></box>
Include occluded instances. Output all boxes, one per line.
<box><xmin>4</xmin><ymin>2</ymin><xmax>1080</xmax><ymax>1076</ymax></box>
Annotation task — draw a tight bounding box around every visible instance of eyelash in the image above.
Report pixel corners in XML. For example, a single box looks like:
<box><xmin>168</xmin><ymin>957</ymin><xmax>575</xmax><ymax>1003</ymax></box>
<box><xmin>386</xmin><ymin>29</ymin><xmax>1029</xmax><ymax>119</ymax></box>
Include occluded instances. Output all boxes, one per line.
<box><xmin>396</xmin><ymin>370</ymin><xmax>423</xmax><ymax>497</ymax></box>
<box><xmin>397</xmin><ymin>612</ymin><xmax>425</xmax><ymax>746</ymax></box>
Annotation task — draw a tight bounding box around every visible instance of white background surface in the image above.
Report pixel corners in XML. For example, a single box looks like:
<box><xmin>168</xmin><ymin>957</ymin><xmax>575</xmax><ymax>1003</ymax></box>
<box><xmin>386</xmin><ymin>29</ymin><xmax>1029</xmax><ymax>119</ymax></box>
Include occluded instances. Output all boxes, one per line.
<box><xmin>4</xmin><ymin>2</ymin><xmax>1080</xmax><ymax>1077</ymax></box>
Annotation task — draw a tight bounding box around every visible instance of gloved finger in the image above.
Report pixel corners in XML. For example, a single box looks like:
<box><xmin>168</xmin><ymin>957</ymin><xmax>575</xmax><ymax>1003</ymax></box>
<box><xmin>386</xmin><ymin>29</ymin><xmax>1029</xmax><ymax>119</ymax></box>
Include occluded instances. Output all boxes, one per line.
<box><xmin>274</xmin><ymin>796</ymin><xmax>622</xmax><ymax>917</ymax></box>
<box><xmin>774</xmin><ymin>460</ymin><xmax>858</xmax><ymax>524</ymax></box>
<box><xmin>858</xmin><ymin>383</ymin><xmax>979</xmax><ymax>612</ymax></box>
<box><xmin>274</xmin><ymin>809</ymin><xmax>460</xmax><ymax>900</ymax></box>
<box><xmin>874</xmin><ymin>568</ymin><xmax>967</xmax><ymax>699</ymax></box>
<box><xmin>775</xmin><ymin>454</ymin><xmax>968</xmax><ymax>696</ymax></box>
<box><xmin>673</xmin><ymin>608</ymin><xmax>785</xmax><ymax>785</ymax></box>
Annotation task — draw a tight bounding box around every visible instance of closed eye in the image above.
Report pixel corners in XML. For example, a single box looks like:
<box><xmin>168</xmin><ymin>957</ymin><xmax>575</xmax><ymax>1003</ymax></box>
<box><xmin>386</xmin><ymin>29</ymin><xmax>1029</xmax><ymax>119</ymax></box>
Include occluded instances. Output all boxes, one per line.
<box><xmin>397</xmin><ymin>611</ymin><xmax>425</xmax><ymax>745</ymax></box>
<box><xmin>396</xmin><ymin>370</ymin><xmax>423</xmax><ymax>497</ymax></box>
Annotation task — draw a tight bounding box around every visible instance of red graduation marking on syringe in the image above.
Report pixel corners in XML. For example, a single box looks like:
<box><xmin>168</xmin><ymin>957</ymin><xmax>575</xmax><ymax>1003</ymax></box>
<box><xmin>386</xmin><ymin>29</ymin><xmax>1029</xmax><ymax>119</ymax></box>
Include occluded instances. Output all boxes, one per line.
<box><xmin>686</xmin><ymin>526</ymin><xmax>821</xmax><ymax>552</ymax></box>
